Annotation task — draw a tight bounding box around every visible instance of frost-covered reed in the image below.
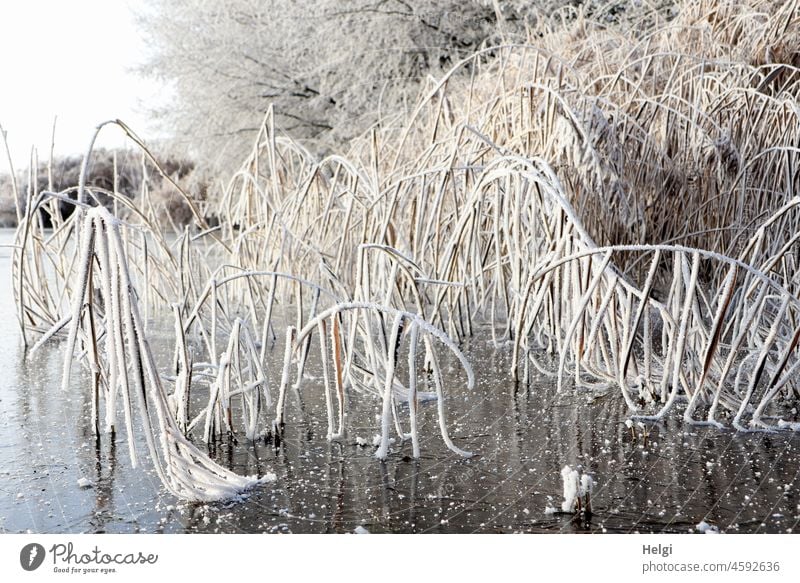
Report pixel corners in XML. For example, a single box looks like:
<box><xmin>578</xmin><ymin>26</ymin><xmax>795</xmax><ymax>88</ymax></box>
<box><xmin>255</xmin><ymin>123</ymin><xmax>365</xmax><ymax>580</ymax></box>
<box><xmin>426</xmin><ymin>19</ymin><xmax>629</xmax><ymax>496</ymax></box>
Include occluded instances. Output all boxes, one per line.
<box><xmin>51</xmin><ymin>206</ymin><xmax>267</xmax><ymax>501</ymax></box>
<box><xmin>12</xmin><ymin>1</ymin><xmax>800</xmax><ymax>500</ymax></box>
<box><xmin>560</xmin><ymin>465</ymin><xmax>593</xmax><ymax>514</ymax></box>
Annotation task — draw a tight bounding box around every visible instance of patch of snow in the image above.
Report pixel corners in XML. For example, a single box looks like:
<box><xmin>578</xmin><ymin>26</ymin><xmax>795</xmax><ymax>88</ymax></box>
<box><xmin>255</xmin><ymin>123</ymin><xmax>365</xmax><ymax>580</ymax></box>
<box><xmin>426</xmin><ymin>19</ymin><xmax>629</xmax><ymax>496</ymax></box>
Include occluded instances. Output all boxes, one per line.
<box><xmin>561</xmin><ymin>466</ymin><xmax>580</xmax><ymax>512</ymax></box>
<box><xmin>580</xmin><ymin>474</ymin><xmax>594</xmax><ymax>495</ymax></box>
<box><xmin>778</xmin><ymin>419</ymin><xmax>800</xmax><ymax>431</ymax></box>
<box><xmin>695</xmin><ymin>521</ymin><xmax>719</xmax><ymax>534</ymax></box>
<box><xmin>560</xmin><ymin>465</ymin><xmax>595</xmax><ymax>513</ymax></box>
<box><xmin>371</xmin><ymin>434</ymin><xmax>394</xmax><ymax>447</ymax></box>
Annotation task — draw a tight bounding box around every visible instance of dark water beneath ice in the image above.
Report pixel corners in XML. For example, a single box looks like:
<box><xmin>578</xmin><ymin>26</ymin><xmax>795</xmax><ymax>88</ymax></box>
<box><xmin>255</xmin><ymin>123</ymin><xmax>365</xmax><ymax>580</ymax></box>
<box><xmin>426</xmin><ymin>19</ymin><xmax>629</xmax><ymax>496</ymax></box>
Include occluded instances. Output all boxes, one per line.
<box><xmin>2</xmin><ymin>229</ymin><xmax>800</xmax><ymax>534</ymax></box>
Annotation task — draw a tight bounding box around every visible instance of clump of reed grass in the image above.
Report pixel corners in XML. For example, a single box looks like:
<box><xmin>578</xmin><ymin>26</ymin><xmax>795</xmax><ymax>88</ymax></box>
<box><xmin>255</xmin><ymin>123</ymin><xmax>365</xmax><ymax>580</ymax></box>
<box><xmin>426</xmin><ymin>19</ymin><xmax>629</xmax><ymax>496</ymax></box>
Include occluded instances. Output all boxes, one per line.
<box><xmin>11</xmin><ymin>1</ymin><xmax>800</xmax><ymax>500</ymax></box>
<box><xmin>49</xmin><ymin>205</ymin><xmax>267</xmax><ymax>501</ymax></box>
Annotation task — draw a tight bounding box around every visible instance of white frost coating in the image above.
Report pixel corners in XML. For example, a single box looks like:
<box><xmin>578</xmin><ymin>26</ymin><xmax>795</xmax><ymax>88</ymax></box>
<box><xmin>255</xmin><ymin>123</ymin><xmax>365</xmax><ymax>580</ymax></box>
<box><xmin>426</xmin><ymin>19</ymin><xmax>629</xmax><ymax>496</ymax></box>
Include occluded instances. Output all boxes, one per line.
<box><xmin>294</xmin><ymin>302</ymin><xmax>474</xmax><ymax>459</ymax></box>
<box><xmin>93</xmin><ymin>215</ymin><xmax>117</xmax><ymax>435</ymax></box>
<box><xmin>695</xmin><ymin>521</ymin><xmax>719</xmax><ymax>534</ymax></box>
<box><xmin>557</xmin><ymin>249</ymin><xmax>613</xmax><ymax>394</ymax></box>
<box><xmin>580</xmin><ymin>474</ymin><xmax>594</xmax><ymax>496</ymax></box>
<box><xmin>561</xmin><ymin>466</ymin><xmax>580</xmax><ymax>512</ymax></box>
<box><xmin>108</xmin><ymin>225</ymin><xmax>137</xmax><ymax>464</ymax></box>
<box><xmin>295</xmin><ymin>302</ymin><xmax>475</xmax><ymax>390</ymax></box>
<box><xmin>318</xmin><ymin>320</ymin><xmax>335</xmax><ymax>439</ymax></box>
<box><xmin>561</xmin><ymin>465</ymin><xmax>594</xmax><ymax>513</ymax></box>
<box><xmin>372</xmin><ymin>434</ymin><xmax>396</xmax><ymax>447</ymax></box>
<box><xmin>376</xmin><ymin>312</ymin><xmax>403</xmax><ymax>460</ymax></box>
<box><xmin>777</xmin><ymin>420</ymin><xmax>800</xmax><ymax>431</ymax></box>
<box><xmin>204</xmin><ymin>350</ymin><xmax>230</xmax><ymax>443</ymax></box>
<box><xmin>171</xmin><ymin>306</ymin><xmax>190</xmax><ymax>433</ymax></box>
<box><xmin>580</xmin><ymin>474</ymin><xmax>594</xmax><ymax>513</ymax></box>
<box><xmin>60</xmin><ymin>213</ymin><xmax>95</xmax><ymax>393</ymax></box>
<box><xmin>407</xmin><ymin>323</ymin><xmax>421</xmax><ymax>458</ymax></box>
<box><xmin>274</xmin><ymin>327</ymin><xmax>296</xmax><ymax>428</ymax></box>
<box><xmin>28</xmin><ymin>314</ymin><xmax>71</xmax><ymax>355</ymax></box>
<box><xmin>57</xmin><ymin>208</ymin><xmax>270</xmax><ymax>502</ymax></box>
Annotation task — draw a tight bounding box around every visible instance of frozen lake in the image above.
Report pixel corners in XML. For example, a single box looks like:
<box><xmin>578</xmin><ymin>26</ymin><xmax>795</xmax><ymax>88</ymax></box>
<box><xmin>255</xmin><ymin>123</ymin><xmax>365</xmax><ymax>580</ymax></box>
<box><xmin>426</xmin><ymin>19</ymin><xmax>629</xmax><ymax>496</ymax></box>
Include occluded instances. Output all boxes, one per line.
<box><xmin>2</xmin><ymin>229</ymin><xmax>800</xmax><ymax>534</ymax></box>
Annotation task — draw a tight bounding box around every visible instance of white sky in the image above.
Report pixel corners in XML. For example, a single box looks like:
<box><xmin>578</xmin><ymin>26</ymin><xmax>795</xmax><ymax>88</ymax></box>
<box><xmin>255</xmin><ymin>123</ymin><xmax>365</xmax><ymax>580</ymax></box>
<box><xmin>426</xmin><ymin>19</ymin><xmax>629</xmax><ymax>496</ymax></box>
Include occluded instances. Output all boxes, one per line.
<box><xmin>0</xmin><ymin>1</ymin><xmax>162</xmax><ymax>170</ymax></box>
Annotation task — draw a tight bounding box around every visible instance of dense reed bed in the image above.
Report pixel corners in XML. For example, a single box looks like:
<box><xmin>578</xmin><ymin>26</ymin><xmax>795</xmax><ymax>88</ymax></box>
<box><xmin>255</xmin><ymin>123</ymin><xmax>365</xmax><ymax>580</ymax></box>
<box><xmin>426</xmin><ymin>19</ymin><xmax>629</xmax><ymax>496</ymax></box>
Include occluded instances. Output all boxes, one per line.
<box><xmin>10</xmin><ymin>0</ymin><xmax>800</xmax><ymax>500</ymax></box>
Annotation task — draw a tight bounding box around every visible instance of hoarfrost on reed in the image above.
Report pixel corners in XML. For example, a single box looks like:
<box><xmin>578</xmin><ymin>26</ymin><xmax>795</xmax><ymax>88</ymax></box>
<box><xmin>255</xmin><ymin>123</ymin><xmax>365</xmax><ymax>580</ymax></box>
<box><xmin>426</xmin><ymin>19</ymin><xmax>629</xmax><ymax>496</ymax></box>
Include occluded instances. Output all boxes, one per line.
<box><xmin>12</xmin><ymin>0</ymin><xmax>800</xmax><ymax>500</ymax></box>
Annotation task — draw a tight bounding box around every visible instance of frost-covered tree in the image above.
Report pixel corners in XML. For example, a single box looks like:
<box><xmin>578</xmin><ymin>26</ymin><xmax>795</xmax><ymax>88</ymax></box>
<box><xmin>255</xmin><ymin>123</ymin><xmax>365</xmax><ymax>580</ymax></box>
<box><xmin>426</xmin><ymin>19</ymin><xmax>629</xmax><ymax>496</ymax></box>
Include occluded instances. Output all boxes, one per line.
<box><xmin>137</xmin><ymin>0</ymin><xmax>506</xmax><ymax>169</ymax></box>
<box><xmin>136</xmin><ymin>0</ymin><xmax>672</xmax><ymax>170</ymax></box>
